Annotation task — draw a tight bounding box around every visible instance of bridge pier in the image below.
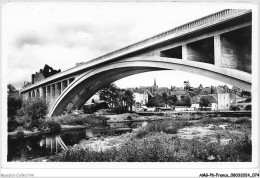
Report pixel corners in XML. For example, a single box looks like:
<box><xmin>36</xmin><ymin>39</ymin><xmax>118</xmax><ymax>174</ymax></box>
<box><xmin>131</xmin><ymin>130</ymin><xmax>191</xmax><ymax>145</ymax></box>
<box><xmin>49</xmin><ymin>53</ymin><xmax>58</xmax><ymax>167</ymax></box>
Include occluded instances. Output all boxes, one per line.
<box><xmin>219</xmin><ymin>26</ymin><xmax>251</xmax><ymax>73</ymax></box>
<box><xmin>39</xmin><ymin>87</ymin><xmax>44</xmax><ymax>98</ymax></box>
<box><xmin>46</xmin><ymin>85</ymin><xmax>51</xmax><ymax>103</ymax></box>
<box><xmin>214</xmin><ymin>35</ymin><xmax>221</xmax><ymax>67</ymax></box>
<box><xmin>182</xmin><ymin>45</ymin><xmax>188</xmax><ymax>60</ymax></box>
<box><xmin>51</xmin><ymin>84</ymin><xmax>55</xmax><ymax>107</ymax></box>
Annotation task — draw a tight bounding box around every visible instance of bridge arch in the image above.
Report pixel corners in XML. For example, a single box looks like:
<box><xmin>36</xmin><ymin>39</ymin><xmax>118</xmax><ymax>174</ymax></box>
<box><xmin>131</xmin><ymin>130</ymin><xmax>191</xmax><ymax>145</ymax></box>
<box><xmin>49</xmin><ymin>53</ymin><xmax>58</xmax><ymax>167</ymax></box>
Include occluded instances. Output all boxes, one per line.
<box><xmin>49</xmin><ymin>56</ymin><xmax>251</xmax><ymax>116</ymax></box>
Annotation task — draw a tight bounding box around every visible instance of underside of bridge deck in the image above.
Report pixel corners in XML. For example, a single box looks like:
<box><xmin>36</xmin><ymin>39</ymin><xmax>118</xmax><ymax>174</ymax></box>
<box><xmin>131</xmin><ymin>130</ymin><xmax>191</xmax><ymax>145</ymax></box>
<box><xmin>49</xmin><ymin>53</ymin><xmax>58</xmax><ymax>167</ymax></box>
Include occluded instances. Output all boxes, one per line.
<box><xmin>49</xmin><ymin>57</ymin><xmax>251</xmax><ymax>116</ymax></box>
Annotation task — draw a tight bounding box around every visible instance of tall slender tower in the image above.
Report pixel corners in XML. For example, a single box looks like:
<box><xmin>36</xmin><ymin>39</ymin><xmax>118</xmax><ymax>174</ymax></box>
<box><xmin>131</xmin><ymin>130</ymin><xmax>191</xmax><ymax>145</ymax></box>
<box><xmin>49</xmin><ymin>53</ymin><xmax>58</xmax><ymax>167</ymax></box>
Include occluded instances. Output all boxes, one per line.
<box><xmin>152</xmin><ymin>78</ymin><xmax>158</xmax><ymax>93</ymax></box>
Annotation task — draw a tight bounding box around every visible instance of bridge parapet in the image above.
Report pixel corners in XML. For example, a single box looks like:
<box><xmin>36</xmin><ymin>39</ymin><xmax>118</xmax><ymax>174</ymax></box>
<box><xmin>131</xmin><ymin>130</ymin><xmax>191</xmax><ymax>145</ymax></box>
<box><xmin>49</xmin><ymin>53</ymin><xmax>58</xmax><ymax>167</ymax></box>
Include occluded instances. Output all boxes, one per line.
<box><xmin>90</xmin><ymin>9</ymin><xmax>249</xmax><ymax>63</ymax></box>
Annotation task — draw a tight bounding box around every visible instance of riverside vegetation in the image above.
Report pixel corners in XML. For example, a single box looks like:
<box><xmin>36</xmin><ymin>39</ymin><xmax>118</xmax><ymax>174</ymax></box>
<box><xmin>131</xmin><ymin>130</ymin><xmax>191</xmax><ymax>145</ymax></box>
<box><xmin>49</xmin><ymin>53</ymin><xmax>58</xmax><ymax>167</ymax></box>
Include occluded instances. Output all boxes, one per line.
<box><xmin>8</xmin><ymin>93</ymin><xmax>251</xmax><ymax>162</ymax></box>
<box><xmin>45</xmin><ymin>117</ymin><xmax>251</xmax><ymax>162</ymax></box>
<box><xmin>8</xmin><ymin>97</ymin><xmax>109</xmax><ymax>135</ymax></box>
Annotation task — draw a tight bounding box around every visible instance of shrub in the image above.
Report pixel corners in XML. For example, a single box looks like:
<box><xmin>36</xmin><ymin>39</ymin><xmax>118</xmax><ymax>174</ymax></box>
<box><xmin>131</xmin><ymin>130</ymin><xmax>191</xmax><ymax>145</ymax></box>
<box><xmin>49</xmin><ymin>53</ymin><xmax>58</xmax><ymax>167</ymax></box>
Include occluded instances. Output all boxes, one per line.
<box><xmin>49</xmin><ymin>132</ymin><xmax>251</xmax><ymax>162</ymax></box>
<box><xmin>54</xmin><ymin>114</ymin><xmax>109</xmax><ymax>126</ymax></box>
<box><xmin>8</xmin><ymin>118</ymin><xmax>20</xmax><ymax>132</ymax></box>
<box><xmin>233</xmin><ymin>117</ymin><xmax>250</xmax><ymax>124</ymax></box>
<box><xmin>126</xmin><ymin>115</ymin><xmax>132</xmax><ymax>121</ymax></box>
<box><xmin>22</xmin><ymin>98</ymin><xmax>48</xmax><ymax>127</ymax></box>
<box><xmin>82</xmin><ymin>106</ymin><xmax>93</xmax><ymax>114</ymax></box>
<box><xmin>244</xmin><ymin>105</ymin><xmax>251</xmax><ymax>111</ymax></box>
<box><xmin>16</xmin><ymin>115</ymin><xmax>32</xmax><ymax>129</ymax></box>
<box><xmin>45</xmin><ymin>119</ymin><xmax>61</xmax><ymax>133</ymax></box>
<box><xmin>113</xmin><ymin>106</ymin><xmax>127</xmax><ymax>114</ymax></box>
<box><xmin>135</xmin><ymin>120</ymin><xmax>193</xmax><ymax>138</ymax></box>
<box><xmin>190</xmin><ymin>135</ymin><xmax>251</xmax><ymax>161</ymax></box>
<box><xmin>16</xmin><ymin>126</ymin><xmax>24</xmax><ymax>137</ymax></box>
<box><xmin>8</xmin><ymin>95</ymin><xmax>23</xmax><ymax>119</ymax></box>
<box><xmin>230</xmin><ymin>106</ymin><xmax>240</xmax><ymax>111</ymax></box>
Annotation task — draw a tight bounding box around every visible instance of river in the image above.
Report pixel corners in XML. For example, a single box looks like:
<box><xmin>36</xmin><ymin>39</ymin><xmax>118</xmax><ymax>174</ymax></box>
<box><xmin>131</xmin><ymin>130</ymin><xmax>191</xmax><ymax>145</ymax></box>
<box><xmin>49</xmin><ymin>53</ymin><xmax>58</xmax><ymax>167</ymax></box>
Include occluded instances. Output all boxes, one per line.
<box><xmin>7</xmin><ymin>121</ymin><xmax>146</xmax><ymax>161</ymax></box>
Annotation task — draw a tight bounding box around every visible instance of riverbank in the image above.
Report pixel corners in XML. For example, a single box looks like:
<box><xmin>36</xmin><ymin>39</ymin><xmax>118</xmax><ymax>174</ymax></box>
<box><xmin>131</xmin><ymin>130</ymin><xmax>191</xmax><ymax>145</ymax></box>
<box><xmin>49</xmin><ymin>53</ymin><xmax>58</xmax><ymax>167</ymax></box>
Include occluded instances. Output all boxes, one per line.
<box><xmin>29</xmin><ymin>116</ymin><xmax>251</xmax><ymax>162</ymax></box>
<box><xmin>8</xmin><ymin>124</ymin><xmax>91</xmax><ymax>139</ymax></box>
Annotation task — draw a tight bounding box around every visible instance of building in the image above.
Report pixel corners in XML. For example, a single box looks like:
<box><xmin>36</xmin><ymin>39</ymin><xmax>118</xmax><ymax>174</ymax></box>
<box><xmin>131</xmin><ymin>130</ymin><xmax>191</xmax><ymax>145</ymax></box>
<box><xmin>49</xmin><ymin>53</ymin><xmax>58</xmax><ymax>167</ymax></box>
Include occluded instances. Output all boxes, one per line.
<box><xmin>212</xmin><ymin>86</ymin><xmax>231</xmax><ymax>110</ymax></box>
<box><xmin>139</xmin><ymin>78</ymin><xmax>159</xmax><ymax>93</ymax></box>
<box><xmin>31</xmin><ymin>64</ymin><xmax>61</xmax><ymax>84</ymax></box>
<box><xmin>191</xmin><ymin>95</ymin><xmax>218</xmax><ymax>111</ymax></box>
<box><xmin>133</xmin><ymin>90</ymin><xmax>149</xmax><ymax>107</ymax></box>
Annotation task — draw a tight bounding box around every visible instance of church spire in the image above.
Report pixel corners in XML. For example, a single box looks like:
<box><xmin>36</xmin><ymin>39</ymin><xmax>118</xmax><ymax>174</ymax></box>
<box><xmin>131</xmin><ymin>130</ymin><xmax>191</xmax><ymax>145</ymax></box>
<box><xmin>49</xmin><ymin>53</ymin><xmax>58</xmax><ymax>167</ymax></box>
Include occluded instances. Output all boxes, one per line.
<box><xmin>154</xmin><ymin>78</ymin><xmax>156</xmax><ymax>86</ymax></box>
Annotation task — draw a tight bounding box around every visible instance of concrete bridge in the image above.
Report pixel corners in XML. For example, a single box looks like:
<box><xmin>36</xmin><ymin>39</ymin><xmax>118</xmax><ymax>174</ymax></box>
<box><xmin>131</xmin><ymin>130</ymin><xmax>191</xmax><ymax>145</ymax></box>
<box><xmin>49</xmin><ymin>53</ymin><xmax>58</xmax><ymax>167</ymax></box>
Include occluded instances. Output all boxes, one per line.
<box><xmin>20</xmin><ymin>9</ymin><xmax>252</xmax><ymax>116</ymax></box>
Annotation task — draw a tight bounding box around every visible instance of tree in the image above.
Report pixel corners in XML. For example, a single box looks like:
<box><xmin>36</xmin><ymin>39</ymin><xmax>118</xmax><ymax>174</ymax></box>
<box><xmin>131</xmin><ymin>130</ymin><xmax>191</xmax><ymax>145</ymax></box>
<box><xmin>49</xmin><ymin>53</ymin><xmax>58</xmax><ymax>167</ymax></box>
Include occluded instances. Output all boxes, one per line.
<box><xmin>7</xmin><ymin>84</ymin><xmax>17</xmax><ymax>94</ymax></box>
<box><xmin>23</xmin><ymin>98</ymin><xmax>49</xmax><ymax>119</ymax></box>
<box><xmin>8</xmin><ymin>95</ymin><xmax>23</xmax><ymax>119</ymax></box>
<box><xmin>167</xmin><ymin>95</ymin><xmax>178</xmax><ymax>106</ymax></box>
<box><xmin>7</xmin><ymin>84</ymin><xmax>22</xmax><ymax>118</ymax></box>
<box><xmin>199</xmin><ymin>97</ymin><xmax>210</xmax><ymax>109</ymax></box>
<box><xmin>124</xmin><ymin>89</ymin><xmax>134</xmax><ymax>112</ymax></box>
<box><xmin>146</xmin><ymin>97</ymin><xmax>160</xmax><ymax>107</ymax></box>
<box><xmin>99</xmin><ymin>84</ymin><xmax>121</xmax><ymax>107</ymax></box>
<box><xmin>175</xmin><ymin>95</ymin><xmax>191</xmax><ymax>107</ymax></box>
<box><xmin>162</xmin><ymin>92</ymin><xmax>168</xmax><ymax>104</ymax></box>
<box><xmin>245</xmin><ymin>97</ymin><xmax>251</xmax><ymax>103</ymax></box>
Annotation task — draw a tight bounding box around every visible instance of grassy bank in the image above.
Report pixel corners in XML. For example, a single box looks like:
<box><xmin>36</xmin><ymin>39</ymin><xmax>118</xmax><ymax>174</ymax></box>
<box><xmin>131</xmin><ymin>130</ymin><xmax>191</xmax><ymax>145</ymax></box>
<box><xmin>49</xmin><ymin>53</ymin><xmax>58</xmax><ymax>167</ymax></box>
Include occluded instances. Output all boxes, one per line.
<box><xmin>9</xmin><ymin>114</ymin><xmax>109</xmax><ymax>137</ymax></box>
<box><xmin>45</xmin><ymin>118</ymin><xmax>251</xmax><ymax>162</ymax></box>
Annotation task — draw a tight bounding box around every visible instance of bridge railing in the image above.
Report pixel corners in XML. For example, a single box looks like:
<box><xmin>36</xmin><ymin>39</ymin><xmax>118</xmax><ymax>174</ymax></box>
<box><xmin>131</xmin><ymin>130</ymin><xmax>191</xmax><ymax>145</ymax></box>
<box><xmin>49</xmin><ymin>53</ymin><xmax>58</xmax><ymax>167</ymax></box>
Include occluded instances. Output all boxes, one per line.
<box><xmin>88</xmin><ymin>9</ymin><xmax>247</xmax><ymax>63</ymax></box>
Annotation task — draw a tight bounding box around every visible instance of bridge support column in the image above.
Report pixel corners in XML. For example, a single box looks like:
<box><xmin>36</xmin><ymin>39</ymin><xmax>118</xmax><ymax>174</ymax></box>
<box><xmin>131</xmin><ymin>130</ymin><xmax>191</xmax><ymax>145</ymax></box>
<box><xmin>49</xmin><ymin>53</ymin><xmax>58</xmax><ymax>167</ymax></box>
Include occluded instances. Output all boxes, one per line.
<box><xmin>61</xmin><ymin>80</ymin><xmax>68</xmax><ymax>93</ymax></box>
<box><xmin>46</xmin><ymin>85</ymin><xmax>50</xmax><ymax>103</ymax></box>
<box><xmin>39</xmin><ymin>87</ymin><xmax>44</xmax><ymax>98</ymax></box>
<box><xmin>42</xmin><ymin>87</ymin><xmax>46</xmax><ymax>99</ymax></box>
<box><xmin>219</xmin><ymin>26</ymin><xmax>251</xmax><ymax>73</ymax></box>
<box><xmin>55</xmin><ymin>83</ymin><xmax>58</xmax><ymax>101</ymax></box>
<box><xmin>32</xmin><ymin>90</ymin><xmax>35</xmax><ymax>98</ymax></box>
<box><xmin>54</xmin><ymin>82</ymin><xmax>61</xmax><ymax>101</ymax></box>
<box><xmin>214</xmin><ymin>35</ymin><xmax>221</xmax><ymax>67</ymax></box>
<box><xmin>182</xmin><ymin>45</ymin><xmax>188</xmax><ymax>60</ymax></box>
<box><xmin>69</xmin><ymin>78</ymin><xmax>75</xmax><ymax>84</ymax></box>
<box><xmin>51</xmin><ymin>84</ymin><xmax>55</xmax><ymax>107</ymax></box>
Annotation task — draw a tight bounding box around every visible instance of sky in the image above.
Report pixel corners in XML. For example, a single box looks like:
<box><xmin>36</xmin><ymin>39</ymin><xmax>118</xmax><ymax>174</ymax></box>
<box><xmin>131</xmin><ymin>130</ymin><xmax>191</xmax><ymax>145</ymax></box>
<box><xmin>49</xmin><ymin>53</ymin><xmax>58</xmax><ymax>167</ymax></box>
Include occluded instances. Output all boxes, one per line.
<box><xmin>3</xmin><ymin>2</ymin><xmax>236</xmax><ymax>90</ymax></box>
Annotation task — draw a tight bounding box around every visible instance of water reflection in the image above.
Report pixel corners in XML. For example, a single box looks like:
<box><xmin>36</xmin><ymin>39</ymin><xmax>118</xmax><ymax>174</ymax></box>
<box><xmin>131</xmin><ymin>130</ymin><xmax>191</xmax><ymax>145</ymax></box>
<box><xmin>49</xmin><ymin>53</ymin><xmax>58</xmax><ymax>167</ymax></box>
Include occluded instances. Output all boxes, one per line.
<box><xmin>8</xmin><ymin>122</ymin><xmax>144</xmax><ymax>161</ymax></box>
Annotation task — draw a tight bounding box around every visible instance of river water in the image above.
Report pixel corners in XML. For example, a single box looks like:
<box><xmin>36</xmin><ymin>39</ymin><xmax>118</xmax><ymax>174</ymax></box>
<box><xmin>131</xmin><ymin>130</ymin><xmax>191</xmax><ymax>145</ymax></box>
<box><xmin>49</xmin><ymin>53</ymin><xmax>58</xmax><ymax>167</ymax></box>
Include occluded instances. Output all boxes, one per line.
<box><xmin>7</xmin><ymin>121</ymin><xmax>145</xmax><ymax>161</ymax></box>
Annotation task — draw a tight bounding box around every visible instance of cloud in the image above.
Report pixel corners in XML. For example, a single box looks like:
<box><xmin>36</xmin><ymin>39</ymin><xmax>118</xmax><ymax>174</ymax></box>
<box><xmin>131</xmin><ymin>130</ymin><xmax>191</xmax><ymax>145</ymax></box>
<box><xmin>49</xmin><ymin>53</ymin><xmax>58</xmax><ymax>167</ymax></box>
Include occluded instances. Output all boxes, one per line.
<box><xmin>3</xmin><ymin>2</ymin><xmax>226</xmax><ymax>90</ymax></box>
<box><xmin>15</xmin><ymin>33</ymin><xmax>47</xmax><ymax>48</ymax></box>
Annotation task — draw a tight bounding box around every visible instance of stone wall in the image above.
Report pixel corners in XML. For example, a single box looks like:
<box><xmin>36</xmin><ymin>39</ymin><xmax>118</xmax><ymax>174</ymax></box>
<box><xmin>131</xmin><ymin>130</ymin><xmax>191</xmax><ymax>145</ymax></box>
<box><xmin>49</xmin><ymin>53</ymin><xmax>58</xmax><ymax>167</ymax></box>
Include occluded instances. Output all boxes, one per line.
<box><xmin>32</xmin><ymin>64</ymin><xmax>61</xmax><ymax>84</ymax></box>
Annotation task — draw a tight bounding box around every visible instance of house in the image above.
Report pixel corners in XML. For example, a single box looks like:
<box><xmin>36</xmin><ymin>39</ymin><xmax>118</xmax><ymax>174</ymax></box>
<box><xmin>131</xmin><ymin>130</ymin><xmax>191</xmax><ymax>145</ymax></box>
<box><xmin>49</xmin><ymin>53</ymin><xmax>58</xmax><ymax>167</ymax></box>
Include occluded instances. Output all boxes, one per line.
<box><xmin>212</xmin><ymin>86</ymin><xmax>231</xmax><ymax>110</ymax></box>
<box><xmin>191</xmin><ymin>95</ymin><xmax>218</xmax><ymax>111</ymax></box>
<box><xmin>133</xmin><ymin>90</ymin><xmax>149</xmax><ymax>107</ymax></box>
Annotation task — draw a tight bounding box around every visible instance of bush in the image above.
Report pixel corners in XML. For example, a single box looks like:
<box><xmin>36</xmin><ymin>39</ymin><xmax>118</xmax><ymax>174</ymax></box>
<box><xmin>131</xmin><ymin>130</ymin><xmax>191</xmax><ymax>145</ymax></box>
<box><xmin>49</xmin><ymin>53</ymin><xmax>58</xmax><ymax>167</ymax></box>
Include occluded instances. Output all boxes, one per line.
<box><xmin>233</xmin><ymin>117</ymin><xmax>250</xmax><ymax>124</ymax></box>
<box><xmin>22</xmin><ymin>98</ymin><xmax>48</xmax><ymax>127</ymax></box>
<box><xmin>54</xmin><ymin>114</ymin><xmax>109</xmax><ymax>126</ymax></box>
<box><xmin>244</xmin><ymin>105</ymin><xmax>251</xmax><ymax>111</ymax></box>
<box><xmin>49</xmin><ymin>133</ymin><xmax>251</xmax><ymax>162</ymax></box>
<box><xmin>45</xmin><ymin>118</ymin><xmax>61</xmax><ymax>133</ymax></box>
<box><xmin>113</xmin><ymin>106</ymin><xmax>127</xmax><ymax>114</ymax></box>
<box><xmin>16</xmin><ymin>126</ymin><xmax>24</xmax><ymax>137</ymax></box>
<box><xmin>190</xmin><ymin>135</ymin><xmax>251</xmax><ymax>161</ymax></box>
<box><xmin>201</xmin><ymin>117</ymin><xmax>229</xmax><ymax>125</ymax></box>
<box><xmin>8</xmin><ymin>95</ymin><xmax>23</xmax><ymax>119</ymax></box>
<box><xmin>8</xmin><ymin>118</ymin><xmax>20</xmax><ymax>132</ymax></box>
<box><xmin>134</xmin><ymin>120</ymin><xmax>193</xmax><ymax>138</ymax></box>
<box><xmin>82</xmin><ymin>106</ymin><xmax>93</xmax><ymax>114</ymax></box>
<box><xmin>230</xmin><ymin>106</ymin><xmax>240</xmax><ymax>111</ymax></box>
<box><xmin>16</xmin><ymin>115</ymin><xmax>32</xmax><ymax>129</ymax></box>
